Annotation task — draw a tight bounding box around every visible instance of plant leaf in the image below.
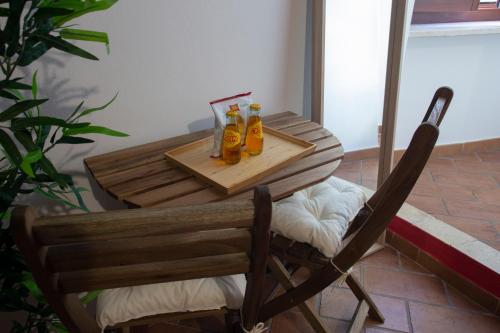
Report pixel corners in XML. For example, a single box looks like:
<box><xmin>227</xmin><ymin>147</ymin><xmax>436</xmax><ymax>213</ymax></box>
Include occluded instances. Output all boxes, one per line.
<box><xmin>20</xmin><ymin>149</ymin><xmax>43</xmax><ymax>178</ymax></box>
<box><xmin>32</xmin><ymin>71</ymin><xmax>38</xmax><ymax>99</ymax></box>
<box><xmin>0</xmin><ymin>129</ymin><xmax>22</xmax><ymax>166</ymax></box>
<box><xmin>3</xmin><ymin>0</ymin><xmax>25</xmax><ymax>56</ymax></box>
<box><xmin>69</xmin><ymin>184</ymin><xmax>89</xmax><ymax>212</ymax></box>
<box><xmin>21</xmin><ymin>273</ymin><xmax>45</xmax><ymax>303</ymax></box>
<box><xmin>14</xmin><ymin>132</ymin><xmax>68</xmax><ymax>188</ymax></box>
<box><xmin>0</xmin><ymin>78</ymin><xmax>31</xmax><ymax>91</ymax></box>
<box><xmin>0</xmin><ymin>90</ymin><xmax>20</xmax><ymax>100</ymax></box>
<box><xmin>33</xmin><ymin>7</ymin><xmax>74</xmax><ymax>21</ymax></box>
<box><xmin>0</xmin><ymin>99</ymin><xmax>48</xmax><ymax>122</ymax></box>
<box><xmin>17</xmin><ymin>37</ymin><xmax>51</xmax><ymax>66</ymax></box>
<box><xmin>33</xmin><ymin>186</ymin><xmax>79</xmax><ymax>209</ymax></box>
<box><xmin>56</xmin><ymin>136</ymin><xmax>94</xmax><ymax>144</ymax></box>
<box><xmin>64</xmin><ymin>125</ymin><xmax>128</xmax><ymax>137</ymax></box>
<box><xmin>60</xmin><ymin>28</ymin><xmax>109</xmax><ymax>45</ymax></box>
<box><xmin>67</xmin><ymin>100</ymin><xmax>84</xmax><ymax>121</ymax></box>
<box><xmin>79</xmin><ymin>92</ymin><xmax>118</xmax><ymax>118</ymax></box>
<box><xmin>11</xmin><ymin>117</ymin><xmax>90</xmax><ymax>130</ymax></box>
<box><xmin>34</xmin><ymin>33</ymin><xmax>98</xmax><ymax>61</ymax></box>
<box><xmin>45</xmin><ymin>0</ymin><xmax>119</xmax><ymax>27</ymax></box>
<box><xmin>50</xmin><ymin>322</ymin><xmax>69</xmax><ymax>333</ymax></box>
<box><xmin>80</xmin><ymin>290</ymin><xmax>101</xmax><ymax>304</ymax></box>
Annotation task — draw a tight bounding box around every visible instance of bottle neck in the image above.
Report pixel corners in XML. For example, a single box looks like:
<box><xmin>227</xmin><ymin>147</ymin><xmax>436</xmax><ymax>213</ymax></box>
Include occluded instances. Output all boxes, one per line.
<box><xmin>249</xmin><ymin>110</ymin><xmax>260</xmax><ymax>117</ymax></box>
<box><xmin>226</xmin><ymin>115</ymin><xmax>238</xmax><ymax>125</ymax></box>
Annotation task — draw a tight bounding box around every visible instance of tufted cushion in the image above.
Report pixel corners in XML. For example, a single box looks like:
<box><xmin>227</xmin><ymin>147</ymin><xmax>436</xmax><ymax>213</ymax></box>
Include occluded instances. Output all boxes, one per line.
<box><xmin>96</xmin><ymin>275</ymin><xmax>245</xmax><ymax>329</ymax></box>
<box><xmin>271</xmin><ymin>176</ymin><xmax>367</xmax><ymax>258</ymax></box>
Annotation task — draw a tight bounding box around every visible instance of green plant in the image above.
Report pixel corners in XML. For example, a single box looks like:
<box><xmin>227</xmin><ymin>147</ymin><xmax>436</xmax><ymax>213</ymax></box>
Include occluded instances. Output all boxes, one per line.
<box><xmin>0</xmin><ymin>1</ymin><xmax>125</xmax><ymax>331</ymax></box>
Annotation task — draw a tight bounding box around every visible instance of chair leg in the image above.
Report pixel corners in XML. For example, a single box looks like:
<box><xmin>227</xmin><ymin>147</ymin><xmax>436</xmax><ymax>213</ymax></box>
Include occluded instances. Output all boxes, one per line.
<box><xmin>347</xmin><ymin>300</ymin><xmax>369</xmax><ymax>333</ymax></box>
<box><xmin>225</xmin><ymin>309</ymin><xmax>240</xmax><ymax>333</ymax></box>
<box><xmin>345</xmin><ymin>275</ymin><xmax>384</xmax><ymax>323</ymax></box>
<box><xmin>268</xmin><ymin>256</ymin><xmax>330</xmax><ymax>333</ymax></box>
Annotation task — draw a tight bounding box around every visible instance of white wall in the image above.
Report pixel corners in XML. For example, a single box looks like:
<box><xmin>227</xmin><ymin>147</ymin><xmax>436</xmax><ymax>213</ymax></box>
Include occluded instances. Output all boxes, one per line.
<box><xmin>324</xmin><ymin>0</ymin><xmax>415</xmax><ymax>152</ymax></box>
<box><xmin>396</xmin><ymin>33</ymin><xmax>500</xmax><ymax>149</ymax></box>
<box><xmin>19</xmin><ymin>0</ymin><xmax>307</xmax><ymax>211</ymax></box>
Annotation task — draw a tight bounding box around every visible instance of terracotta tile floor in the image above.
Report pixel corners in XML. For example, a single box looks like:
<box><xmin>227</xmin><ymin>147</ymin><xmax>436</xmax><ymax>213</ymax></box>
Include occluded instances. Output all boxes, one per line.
<box><xmin>333</xmin><ymin>150</ymin><xmax>500</xmax><ymax>251</ymax></box>
<box><xmin>148</xmin><ymin>247</ymin><xmax>499</xmax><ymax>333</ymax></box>
<box><xmin>146</xmin><ymin>149</ymin><xmax>500</xmax><ymax>332</ymax></box>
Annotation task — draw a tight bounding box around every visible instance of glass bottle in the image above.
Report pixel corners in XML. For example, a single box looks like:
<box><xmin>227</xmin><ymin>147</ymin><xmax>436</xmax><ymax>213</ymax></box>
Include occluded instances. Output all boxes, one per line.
<box><xmin>222</xmin><ymin>109</ymin><xmax>242</xmax><ymax>164</ymax></box>
<box><xmin>229</xmin><ymin>104</ymin><xmax>245</xmax><ymax>139</ymax></box>
<box><xmin>245</xmin><ymin>103</ymin><xmax>264</xmax><ymax>155</ymax></box>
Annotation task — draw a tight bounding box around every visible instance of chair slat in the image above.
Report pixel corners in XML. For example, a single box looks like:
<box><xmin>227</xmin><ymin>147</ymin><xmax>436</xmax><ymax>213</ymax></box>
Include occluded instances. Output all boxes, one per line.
<box><xmin>34</xmin><ymin>200</ymin><xmax>254</xmax><ymax>245</ymax></box>
<box><xmin>58</xmin><ymin>253</ymin><xmax>250</xmax><ymax>293</ymax></box>
<box><xmin>47</xmin><ymin>229</ymin><xmax>252</xmax><ymax>272</ymax></box>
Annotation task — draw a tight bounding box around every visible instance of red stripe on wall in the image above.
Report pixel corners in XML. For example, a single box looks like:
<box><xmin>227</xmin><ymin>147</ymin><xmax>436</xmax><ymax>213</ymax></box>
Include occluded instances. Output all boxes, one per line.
<box><xmin>389</xmin><ymin>216</ymin><xmax>500</xmax><ymax>298</ymax></box>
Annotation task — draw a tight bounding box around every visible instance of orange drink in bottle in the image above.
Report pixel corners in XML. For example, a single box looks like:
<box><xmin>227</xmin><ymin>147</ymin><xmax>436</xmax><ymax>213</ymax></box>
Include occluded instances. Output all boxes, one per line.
<box><xmin>245</xmin><ymin>103</ymin><xmax>263</xmax><ymax>155</ymax></box>
<box><xmin>222</xmin><ymin>109</ymin><xmax>242</xmax><ymax>164</ymax></box>
<box><xmin>229</xmin><ymin>104</ymin><xmax>245</xmax><ymax>139</ymax></box>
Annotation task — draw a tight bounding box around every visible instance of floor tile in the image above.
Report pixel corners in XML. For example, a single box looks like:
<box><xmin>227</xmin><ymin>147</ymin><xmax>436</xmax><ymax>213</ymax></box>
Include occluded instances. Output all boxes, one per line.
<box><xmin>364</xmin><ymin>267</ymin><xmax>449</xmax><ymax>305</ymax></box>
<box><xmin>432</xmin><ymin>214</ymin><xmax>498</xmax><ymax>241</ymax></box>
<box><xmin>444</xmin><ymin>199</ymin><xmax>500</xmax><ymax>223</ymax></box>
<box><xmin>360</xmin><ymin>247</ymin><xmax>400</xmax><ymax>269</ymax></box>
<box><xmin>364</xmin><ymin>327</ymin><xmax>399</xmax><ymax>333</ymax></box>
<box><xmin>455</xmin><ymin>159</ymin><xmax>500</xmax><ymax>175</ymax></box>
<box><xmin>478</xmin><ymin>151</ymin><xmax>500</xmax><ymax>163</ymax></box>
<box><xmin>484</xmin><ymin>239</ymin><xmax>500</xmax><ymax>251</ymax></box>
<box><xmin>447</xmin><ymin>152</ymin><xmax>481</xmax><ymax>161</ymax></box>
<box><xmin>320</xmin><ymin>287</ymin><xmax>358</xmax><ymax>320</ymax></box>
<box><xmin>424</xmin><ymin>158</ymin><xmax>456</xmax><ymax>172</ymax></box>
<box><xmin>365</xmin><ymin>294</ymin><xmax>410</xmax><ymax>332</ymax></box>
<box><xmin>333</xmin><ymin>169</ymin><xmax>362</xmax><ymax>184</ymax></box>
<box><xmin>433</xmin><ymin>182</ymin><xmax>477</xmax><ymax>201</ymax></box>
<box><xmin>361</xmin><ymin>159</ymin><xmax>379</xmax><ymax>181</ymax></box>
<box><xmin>411</xmin><ymin>181</ymin><xmax>477</xmax><ymax>202</ymax></box>
<box><xmin>432</xmin><ymin>171</ymin><xmax>498</xmax><ymax>190</ymax></box>
<box><xmin>409</xmin><ymin>302</ymin><xmax>500</xmax><ymax>333</ymax></box>
<box><xmin>336</xmin><ymin>160</ymin><xmax>362</xmax><ymax>172</ymax></box>
<box><xmin>361</xmin><ymin>178</ymin><xmax>377</xmax><ymax>190</ymax></box>
<box><xmin>400</xmin><ymin>254</ymin><xmax>431</xmax><ymax>274</ymax></box>
<box><xmin>475</xmin><ymin>188</ymin><xmax>500</xmax><ymax>206</ymax></box>
<box><xmin>407</xmin><ymin>195</ymin><xmax>448</xmax><ymax>215</ymax></box>
<box><xmin>271</xmin><ymin>310</ymin><xmax>349</xmax><ymax>333</ymax></box>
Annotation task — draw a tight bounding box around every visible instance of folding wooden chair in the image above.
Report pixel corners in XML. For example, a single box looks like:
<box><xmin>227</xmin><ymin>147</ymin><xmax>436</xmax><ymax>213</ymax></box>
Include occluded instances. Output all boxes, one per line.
<box><xmin>259</xmin><ymin>87</ymin><xmax>454</xmax><ymax>333</ymax></box>
<box><xmin>12</xmin><ymin>186</ymin><xmax>272</xmax><ymax>333</ymax></box>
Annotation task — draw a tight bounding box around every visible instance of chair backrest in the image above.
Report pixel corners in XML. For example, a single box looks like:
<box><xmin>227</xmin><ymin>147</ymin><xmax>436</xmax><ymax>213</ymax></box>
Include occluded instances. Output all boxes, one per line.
<box><xmin>336</xmin><ymin>87</ymin><xmax>454</xmax><ymax>271</ymax></box>
<box><xmin>12</xmin><ymin>186</ymin><xmax>272</xmax><ymax>333</ymax></box>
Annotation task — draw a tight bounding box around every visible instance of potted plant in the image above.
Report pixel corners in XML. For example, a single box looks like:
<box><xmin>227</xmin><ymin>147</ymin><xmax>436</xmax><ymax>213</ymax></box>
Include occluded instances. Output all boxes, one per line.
<box><xmin>0</xmin><ymin>1</ymin><xmax>126</xmax><ymax>331</ymax></box>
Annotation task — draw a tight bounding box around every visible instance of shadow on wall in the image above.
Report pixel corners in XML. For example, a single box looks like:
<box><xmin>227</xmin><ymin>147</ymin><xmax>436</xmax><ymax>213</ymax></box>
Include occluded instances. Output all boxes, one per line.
<box><xmin>188</xmin><ymin>116</ymin><xmax>214</xmax><ymax>133</ymax></box>
<box><xmin>7</xmin><ymin>54</ymin><xmax>128</xmax><ymax>212</ymax></box>
<box><xmin>17</xmin><ymin>54</ymin><xmax>98</xmax><ymax>118</ymax></box>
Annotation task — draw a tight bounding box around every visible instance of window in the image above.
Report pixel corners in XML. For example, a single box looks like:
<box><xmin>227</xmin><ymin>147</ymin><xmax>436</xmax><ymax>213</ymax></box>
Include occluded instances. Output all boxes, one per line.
<box><xmin>412</xmin><ymin>0</ymin><xmax>500</xmax><ymax>24</ymax></box>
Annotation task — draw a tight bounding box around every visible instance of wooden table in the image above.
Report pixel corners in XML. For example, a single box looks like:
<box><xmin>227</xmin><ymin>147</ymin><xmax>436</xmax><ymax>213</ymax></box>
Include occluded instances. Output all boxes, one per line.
<box><xmin>85</xmin><ymin>112</ymin><xmax>344</xmax><ymax>208</ymax></box>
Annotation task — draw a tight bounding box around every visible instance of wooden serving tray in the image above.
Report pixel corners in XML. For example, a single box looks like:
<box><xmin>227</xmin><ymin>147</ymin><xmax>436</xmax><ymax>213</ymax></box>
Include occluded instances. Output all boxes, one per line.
<box><xmin>164</xmin><ymin>126</ymin><xmax>316</xmax><ymax>194</ymax></box>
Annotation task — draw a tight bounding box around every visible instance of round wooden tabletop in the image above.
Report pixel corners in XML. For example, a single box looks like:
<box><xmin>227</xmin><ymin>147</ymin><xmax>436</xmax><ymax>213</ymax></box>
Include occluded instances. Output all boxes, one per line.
<box><xmin>84</xmin><ymin>112</ymin><xmax>344</xmax><ymax>208</ymax></box>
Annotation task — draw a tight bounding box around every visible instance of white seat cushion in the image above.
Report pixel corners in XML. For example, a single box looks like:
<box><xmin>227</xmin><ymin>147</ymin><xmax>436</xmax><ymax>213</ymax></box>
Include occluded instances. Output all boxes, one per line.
<box><xmin>96</xmin><ymin>274</ymin><xmax>246</xmax><ymax>329</ymax></box>
<box><xmin>271</xmin><ymin>176</ymin><xmax>367</xmax><ymax>258</ymax></box>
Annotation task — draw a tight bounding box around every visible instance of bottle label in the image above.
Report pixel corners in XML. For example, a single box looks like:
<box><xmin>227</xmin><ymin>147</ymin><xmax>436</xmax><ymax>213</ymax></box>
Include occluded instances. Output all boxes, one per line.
<box><xmin>223</xmin><ymin>130</ymin><xmax>241</xmax><ymax>148</ymax></box>
<box><xmin>248</xmin><ymin>121</ymin><xmax>263</xmax><ymax>139</ymax></box>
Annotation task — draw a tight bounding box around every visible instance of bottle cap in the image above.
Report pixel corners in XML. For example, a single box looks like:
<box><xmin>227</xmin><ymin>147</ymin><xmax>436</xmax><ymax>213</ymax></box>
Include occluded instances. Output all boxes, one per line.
<box><xmin>226</xmin><ymin>110</ymin><xmax>239</xmax><ymax>117</ymax></box>
<box><xmin>250</xmin><ymin>103</ymin><xmax>261</xmax><ymax>111</ymax></box>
